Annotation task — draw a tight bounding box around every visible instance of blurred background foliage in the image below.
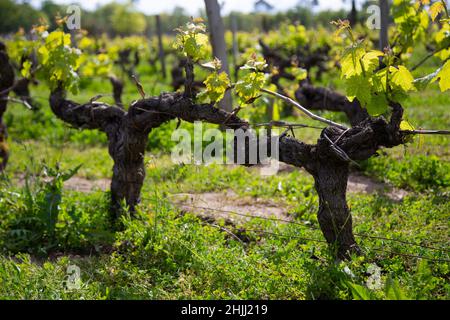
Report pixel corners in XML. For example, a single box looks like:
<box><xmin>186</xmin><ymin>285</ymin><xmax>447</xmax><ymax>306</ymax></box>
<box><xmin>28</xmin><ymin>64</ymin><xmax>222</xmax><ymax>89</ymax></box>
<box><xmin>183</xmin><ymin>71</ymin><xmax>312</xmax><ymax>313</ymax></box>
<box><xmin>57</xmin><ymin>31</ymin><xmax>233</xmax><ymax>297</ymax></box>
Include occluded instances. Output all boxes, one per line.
<box><xmin>0</xmin><ymin>0</ymin><xmax>369</xmax><ymax>36</ymax></box>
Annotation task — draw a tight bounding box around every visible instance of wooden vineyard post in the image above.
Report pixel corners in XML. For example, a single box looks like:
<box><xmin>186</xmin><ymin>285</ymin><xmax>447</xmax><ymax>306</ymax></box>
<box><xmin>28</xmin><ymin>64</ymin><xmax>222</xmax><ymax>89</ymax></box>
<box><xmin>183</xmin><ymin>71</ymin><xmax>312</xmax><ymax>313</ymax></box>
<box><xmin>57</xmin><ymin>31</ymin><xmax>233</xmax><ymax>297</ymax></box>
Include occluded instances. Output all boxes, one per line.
<box><xmin>231</xmin><ymin>13</ymin><xmax>239</xmax><ymax>82</ymax></box>
<box><xmin>204</xmin><ymin>0</ymin><xmax>233</xmax><ymax>112</ymax></box>
<box><xmin>379</xmin><ymin>0</ymin><xmax>389</xmax><ymax>51</ymax></box>
<box><xmin>156</xmin><ymin>15</ymin><xmax>167</xmax><ymax>79</ymax></box>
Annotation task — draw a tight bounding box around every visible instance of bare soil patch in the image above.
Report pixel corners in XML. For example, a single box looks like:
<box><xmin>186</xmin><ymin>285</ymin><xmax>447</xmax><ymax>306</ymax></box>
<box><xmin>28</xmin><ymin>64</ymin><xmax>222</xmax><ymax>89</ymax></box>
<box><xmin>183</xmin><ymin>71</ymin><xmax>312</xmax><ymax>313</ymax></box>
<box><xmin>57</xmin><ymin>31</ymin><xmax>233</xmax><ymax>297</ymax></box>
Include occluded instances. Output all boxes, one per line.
<box><xmin>63</xmin><ymin>177</ymin><xmax>110</xmax><ymax>192</ymax></box>
<box><xmin>171</xmin><ymin>190</ymin><xmax>290</xmax><ymax>225</ymax></box>
<box><xmin>13</xmin><ymin>174</ymin><xmax>110</xmax><ymax>192</ymax></box>
<box><xmin>347</xmin><ymin>173</ymin><xmax>409</xmax><ymax>201</ymax></box>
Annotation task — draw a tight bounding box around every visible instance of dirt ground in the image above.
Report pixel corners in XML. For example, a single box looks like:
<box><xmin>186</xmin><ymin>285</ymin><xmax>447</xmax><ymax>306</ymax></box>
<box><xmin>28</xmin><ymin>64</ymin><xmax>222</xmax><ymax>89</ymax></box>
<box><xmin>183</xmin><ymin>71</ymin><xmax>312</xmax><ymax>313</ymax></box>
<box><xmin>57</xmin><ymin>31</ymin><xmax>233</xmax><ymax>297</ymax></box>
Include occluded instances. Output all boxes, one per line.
<box><xmin>13</xmin><ymin>163</ymin><xmax>408</xmax><ymax>224</ymax></box>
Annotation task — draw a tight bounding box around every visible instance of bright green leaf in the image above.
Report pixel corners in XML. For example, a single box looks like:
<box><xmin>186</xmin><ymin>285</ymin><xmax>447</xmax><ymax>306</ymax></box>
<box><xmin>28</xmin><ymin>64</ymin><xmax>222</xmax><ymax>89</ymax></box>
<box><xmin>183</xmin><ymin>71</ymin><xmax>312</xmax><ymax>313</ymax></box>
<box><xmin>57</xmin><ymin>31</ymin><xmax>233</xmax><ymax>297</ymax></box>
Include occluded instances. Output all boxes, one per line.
<box><xmin>235</xmin><ymin>72</ymin><xmax>267</xmax><ymax>105</ymax></box>
<box><xmin>390</xmin><ymin>65</ymin><xmax>416</xmax><ymax>92</ymax></box>
<box><xmin>203</xmin><ymin>71</ymin><xmax>231</xmax><ymax>103</ymax></box>
<box><xmin>21</xmin><ymin>60</ymin><xmax>32</xmax><ymax>79</ymax></box>
<box><xmin>433</xmin><ymin>59</ymin><xmax>450</xmax><ymax>91</ymax></box>
<box><xmin>361</xmin><ymin>50</ymin><xmax>384</xmax><ymax>74</ymax></box>
<box><xmin>366</xmin><ymin>93</ymin><xmax>389</xmax><ymax>116</ymax></box>
<box><xmin>341</xmin><ymin>43</ymin><xmax>365</xmax><ymax>79</ymax></box>
<box><xmin>430</xmin><ymin>1</ymin><xmax>445</xmax><ymax>21</ymax></box>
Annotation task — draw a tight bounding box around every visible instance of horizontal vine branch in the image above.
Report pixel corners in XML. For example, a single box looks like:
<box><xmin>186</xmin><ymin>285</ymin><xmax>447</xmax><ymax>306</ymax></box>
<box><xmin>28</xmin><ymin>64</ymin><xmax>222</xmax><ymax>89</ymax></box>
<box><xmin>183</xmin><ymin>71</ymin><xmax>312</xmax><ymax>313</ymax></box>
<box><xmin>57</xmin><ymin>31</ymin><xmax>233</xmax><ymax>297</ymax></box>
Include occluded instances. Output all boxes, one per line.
<box><xmin>48</xmin><ymin>76</ymin><xmax>414</xmax><ymax>259</ymax></box>
<box><xmin>261</xmin><ymin>88</ymin><xmax>349</xmax><ymax>130</ymax></box>
<box><xmin>295</xmin><ymin>83</ymin><xmax>370</xmax><ymax>127</ymax></box>
<box><xmin>401</xmin><ymin>129</ymin><xmax>450</xmax><ymax>135</ymax></box>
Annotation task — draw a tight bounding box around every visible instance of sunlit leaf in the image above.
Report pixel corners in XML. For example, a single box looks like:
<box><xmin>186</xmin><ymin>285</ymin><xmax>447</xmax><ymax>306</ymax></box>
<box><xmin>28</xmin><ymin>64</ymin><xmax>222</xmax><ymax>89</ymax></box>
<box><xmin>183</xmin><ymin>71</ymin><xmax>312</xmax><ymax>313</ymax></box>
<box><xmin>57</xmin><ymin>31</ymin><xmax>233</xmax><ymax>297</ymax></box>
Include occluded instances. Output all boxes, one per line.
<box><xmin>203</xmin><ymin>71</ymin><xmax>231</xmax><ymax>103</ymax></box>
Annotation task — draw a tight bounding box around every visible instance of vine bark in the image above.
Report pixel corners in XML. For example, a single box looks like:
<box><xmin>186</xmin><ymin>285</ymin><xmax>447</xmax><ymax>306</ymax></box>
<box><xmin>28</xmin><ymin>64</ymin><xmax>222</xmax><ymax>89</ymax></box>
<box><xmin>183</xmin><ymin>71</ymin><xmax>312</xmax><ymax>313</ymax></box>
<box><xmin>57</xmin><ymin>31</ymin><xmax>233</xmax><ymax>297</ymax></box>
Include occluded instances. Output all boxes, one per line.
<box><xmin>0</xmin><ymin>42</ymin><xmax>15</xmax><ymax>172</ymax></box>
<box><xmin>48</xmin><ymin>59</ymin><xmax>406</xmax><ymax>258</ymax></box>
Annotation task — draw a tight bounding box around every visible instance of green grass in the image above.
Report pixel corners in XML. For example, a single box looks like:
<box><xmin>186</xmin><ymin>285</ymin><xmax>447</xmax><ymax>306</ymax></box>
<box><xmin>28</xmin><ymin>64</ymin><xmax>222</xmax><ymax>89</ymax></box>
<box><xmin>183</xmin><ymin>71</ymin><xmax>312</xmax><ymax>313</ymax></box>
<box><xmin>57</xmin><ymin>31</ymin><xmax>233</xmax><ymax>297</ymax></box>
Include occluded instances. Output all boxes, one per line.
<box><xmin>0</xmin><ymin>185</ymin><xmax>448</xmax><ymax>299</ymax></box>
<box><xmin>0</xmin><ymin>54</ymin><xmax>449</xmax><ymax>300</ymax></box>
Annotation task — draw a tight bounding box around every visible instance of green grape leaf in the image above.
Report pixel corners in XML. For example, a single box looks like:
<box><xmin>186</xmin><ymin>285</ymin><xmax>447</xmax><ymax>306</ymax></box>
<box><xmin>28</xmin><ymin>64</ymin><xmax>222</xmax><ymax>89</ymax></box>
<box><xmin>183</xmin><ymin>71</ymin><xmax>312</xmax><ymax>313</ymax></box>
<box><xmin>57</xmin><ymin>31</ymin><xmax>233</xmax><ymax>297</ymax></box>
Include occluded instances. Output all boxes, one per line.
<box><xmin>203</xmin><ymin>71</ymin><xmax>231</xmax><ymax>103</ymax></box>
<box><xmin>235</xmin><ymin>72</ymin><xmax>267</xmax><ymax>105</ymax></box>
<box><xmin>419</xmin><ymin>9</ymin><xmax>430</xmax><ymax>30</ymax></box>
<box><xmin>82</xmin><ymin>53</ymin><xmax>112</xmax><ymax>77</ymax></box>
<box><xmin>372</xmin><ymin>68</ymin><xmax>388</xmax><ymax>92</ymax></box>
<box><xmin>400</xmin><ymin>119</ymin><xmax>415</xmax><ymax>131</ymax></box>
<box><xmin>21</xmin><ymin>60</ymin><xmax>32</xmax><ymax>79</ymax></box>
<box><xmin>433</xmin><ymin>59</ymin><xmax>450</xmax><ymax>91</ymax></box>
<box><xmin>341</xmin><ymin>47</ymin><xmax>383</xmax><ymax>79</ymax></box>
<box><xmin>361</xmin><ymin>50</ymin><xmax>384</xmax><ymax>74</ymax></box>
<box><xmin>36</xmin><ymin>30</ymin><xmax>81</xmax><ymax>93</ymax></box>
<box><xmin>430</xmin><ymin>1</ymin><xmax>445</xmax><ymax>21</ymax></box>
<box><xmin>345</xmin><ymin>75</ymin><xmax>372</xmax><ymax>104</ymax></box>
<box><xmin>389</xmin><ymin>65</ymin><xmax>416</xmax><ymax>92</ymax></box>
<box><xmin>346</xmin><ymin>75</ymin><xmax>389</xmax><ymax>116</ymax></box>
<box><xmin>183</xmin><ymin>34</ymin><xmax>209</xmax><ymax>61</ymax></box>
<box><xmin>45</xmin><ymin>30</ymin><xmax>71</xmax><ymax>48</ymax></box>
<box><xmin>366</xmin><ymin>93</ymin><xmax>389</xmax><ymax>116</ymax></box>
<box><xmin>240</xmin><ymin>55</ymin><xmax>268</xmax><ymax>72</ymax></box>
<box><xmin>340</xmin><ymin>43</ymin><xmax>365</xmax><ymax>79</ymax></box>
<box><xmin>78</xmin><ymin>37</ymin><xmax>95</xmax><ymax>50</ymax></box>
<box><xmin>174</xmin><ymin>20</ymin><xmax>210</xmax><ymax>62</ymax></box>
<box><xmin>289</xmin><ymin>66</ymin><xmax>308</xmax><ymax>81</ymax></box>
<box><xmin>38</xmin><ymin>45</ymin><xmax>49</xmax><ymax>64</ymax></box>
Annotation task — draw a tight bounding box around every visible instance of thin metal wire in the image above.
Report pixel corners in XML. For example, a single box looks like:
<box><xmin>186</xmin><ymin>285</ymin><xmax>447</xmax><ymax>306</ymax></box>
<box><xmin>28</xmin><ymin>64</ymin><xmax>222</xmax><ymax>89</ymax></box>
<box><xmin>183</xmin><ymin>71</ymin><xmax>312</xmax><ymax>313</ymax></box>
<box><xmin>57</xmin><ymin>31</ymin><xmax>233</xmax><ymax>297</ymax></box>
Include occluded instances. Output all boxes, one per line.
<box><xmin>369</xmin><ymin>248</ymin><xmax>450</xmax><ymax>264</ymax></box>
<box><xmin>241</xmin><ymin>227</ymin><xmax>328</xmax><ymax>244</ymax></box>
<box><xmin>193</xmin><ymin>218</ymin><xmax>327</xmax><ymax>245</ymax></box>
<box><xmin>6</xmin><ymin>91</ymin><xmax>448</xmax><ymax>262</ymax></box>
<box><xmin>195</xmin><ymin>216</ymin><xmax>450</xmax><ymax>264</ymax></box>
<box><xmin>178</xmin><ymin>204</ymin><xmax>450</xmax><ymax>253</ymax></box>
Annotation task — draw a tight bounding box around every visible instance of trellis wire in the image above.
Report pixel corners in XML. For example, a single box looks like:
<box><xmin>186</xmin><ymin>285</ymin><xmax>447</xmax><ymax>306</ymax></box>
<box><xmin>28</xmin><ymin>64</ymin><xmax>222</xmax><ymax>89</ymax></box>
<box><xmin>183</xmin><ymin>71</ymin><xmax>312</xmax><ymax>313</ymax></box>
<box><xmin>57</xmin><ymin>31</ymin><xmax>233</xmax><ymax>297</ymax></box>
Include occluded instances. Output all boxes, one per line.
<box><xmin>179</xmin><ymin>204</ymin><xmax>450</xmax><ymax>253</ymax></box>
<box><xmin>7</xmin><ymin>94</ymin><xmax>448</xmax><ymax>262</ymax></box>
<box><xmin>194</xmin><ymin>217</ymin><xmax>450</xmax><ymax>264</ymax></box>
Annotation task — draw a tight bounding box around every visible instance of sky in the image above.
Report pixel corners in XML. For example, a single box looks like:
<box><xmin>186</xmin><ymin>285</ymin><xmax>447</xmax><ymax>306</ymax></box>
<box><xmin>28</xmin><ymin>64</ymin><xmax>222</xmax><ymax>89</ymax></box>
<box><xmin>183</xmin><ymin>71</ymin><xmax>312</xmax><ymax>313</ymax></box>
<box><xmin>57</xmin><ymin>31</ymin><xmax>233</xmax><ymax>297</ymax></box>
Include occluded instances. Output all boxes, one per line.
<box><xmin>29</xmin><ymin>0</ymin><xmax>352</xmax><ymax>15</ymax></box>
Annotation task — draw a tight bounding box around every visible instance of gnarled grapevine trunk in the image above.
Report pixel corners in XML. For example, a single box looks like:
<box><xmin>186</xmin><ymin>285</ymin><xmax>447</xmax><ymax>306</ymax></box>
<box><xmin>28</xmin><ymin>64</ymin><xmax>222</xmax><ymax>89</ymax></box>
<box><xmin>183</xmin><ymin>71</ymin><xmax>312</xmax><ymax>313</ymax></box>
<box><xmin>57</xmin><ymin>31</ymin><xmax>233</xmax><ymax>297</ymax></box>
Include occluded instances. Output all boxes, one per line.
<box><xmin>49</xmin><ymin>88</ymin><xmax>154</xmax><ymax>222</ymax></box>
<box><xmin>49</xmin><ymin>86</ymin><xmax>247</xmax><ymax>222</ymax></box>
<box><xmin>279</xmin><ymin>133</ymin><xmax>359</xmax><ymax>259</ymax></box>
<box><xmin>50</xmin><ymin>86</ymin><xmax>150</xmax><ymax>221</ymax></box>
<box><xmin>48</xmin><ymin>55</ymin><xmax>407</xmax><ymax>260</ymax></box>
<box><xmin>0</xmin><ymin>107</ymin><xmax>9</xmax><ymax>172</ymax></box>
<box><xmin>49</xmin><ymin>82</ymin><xmax>406</xmax><ymax>258</ymax></box>
<box><xmin>312</xmin><ymin>161</ymin><xmax>359</xmax><ymax>259</ymax></box>
<box><xmin>107</xmin><ymin>124</ymin><xmax>148</xmax><ymax>220</ymax></box>
<box><xmin>0</xmin><ymin>42</ymin><xmax>15</xmax><ymax>172</ymax></box>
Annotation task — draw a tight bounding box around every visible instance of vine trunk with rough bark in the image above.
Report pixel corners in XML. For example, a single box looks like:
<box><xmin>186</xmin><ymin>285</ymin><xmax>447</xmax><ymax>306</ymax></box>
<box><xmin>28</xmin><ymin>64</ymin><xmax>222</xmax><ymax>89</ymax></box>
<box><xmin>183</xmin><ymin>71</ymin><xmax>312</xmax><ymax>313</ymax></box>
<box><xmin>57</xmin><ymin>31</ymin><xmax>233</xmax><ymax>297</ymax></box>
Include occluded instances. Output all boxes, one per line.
<box><xmin>48</xmin><ymin>58</ymin><xmax>406</xmax><ymax>259</ymax></box>
<box><xmin>0</xmin><ymin>42</ymin><xmax>15</xmax><ymax>172</ymax></box>
<box><xmin>313</xmin><ymin>160</ymin><xmax>358</xmax><ymax>256</ymax></box>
